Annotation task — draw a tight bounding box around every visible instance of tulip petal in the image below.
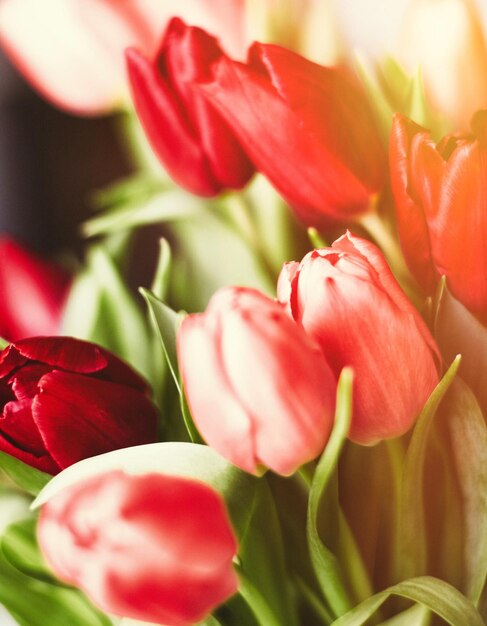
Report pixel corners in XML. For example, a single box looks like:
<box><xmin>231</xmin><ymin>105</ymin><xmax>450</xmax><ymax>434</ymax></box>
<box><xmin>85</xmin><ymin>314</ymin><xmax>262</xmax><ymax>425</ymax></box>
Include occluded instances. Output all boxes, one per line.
<box><xmin>32</xmin><ymin>371</ymin><xmax>158</xmax><ymax>469</ymax></box>
<box><xmin>11</xmin><ymin>337</ymin><xmax>108</xmax><ymax>374</ymax></box>
<box><xmin>126</xmin><ymin>47</ymin><xmax>220</xmax><ymax>197</ymax></box>
<box><xmin>177</xmin><ymin>316</ymin><xmax>255</xmax><ymax>473</ymax></box>
<box><xmin>199</xmin><ymin>56</ymin><xmax>374</xmax><ymax>223</ymax></box>
<box><xmin>389</xmin><ymin>114</ymin><xmax>439</xmax><ymax>293</ymax></box>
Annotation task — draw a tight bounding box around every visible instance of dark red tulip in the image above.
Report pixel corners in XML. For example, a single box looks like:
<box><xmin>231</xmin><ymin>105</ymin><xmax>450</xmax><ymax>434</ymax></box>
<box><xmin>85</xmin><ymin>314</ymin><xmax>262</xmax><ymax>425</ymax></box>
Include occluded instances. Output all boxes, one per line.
<box><xmin>38</xmin><ymin>470</ymin><xmax>238</xmax><ymax>625</ymax></box>
<box><xmin>390</xmin><ymin>111</ymin><xmax>487</xmax><ymax>320</ymax></box>
<box><xmin>0</xmin><ymin>238</ymin><xmax>69</xmax><ymax>342</ymax></box>
<box><xmin>0</xmin><ymin>337</ymin><xmax>158</xmax><ymax>474</ymax></box>
<box><xmin>198</xmin><ymin>42</ymin><xmax>386</xmax><ymax>224</ymax></box>
<box><xmin>278</xmin><ymin>232</ymin><xmax>440</xmax><ymax>444</ymax></box>
<box><xmin>126</xmin><ymin>17</ymin><xmax>254</xmax><ymax>196</ymax></box>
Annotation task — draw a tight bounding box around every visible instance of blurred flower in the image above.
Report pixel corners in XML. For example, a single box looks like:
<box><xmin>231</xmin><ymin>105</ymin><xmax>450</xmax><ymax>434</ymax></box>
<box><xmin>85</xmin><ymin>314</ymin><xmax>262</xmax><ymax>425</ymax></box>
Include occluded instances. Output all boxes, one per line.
<box><xmin>0</xmin><ymin>238</ymin><xmax>69</xmax><ymax>341</ymax></box>
<box><xmin>0</xmin><ymin>337</ymin><xmax>158</xmax><ymax>474</ymax></box>
<box><xmin>126</xmin><ymin>18</ymin><xmax>254</xmax><ymax>196</ymax></box>
<box><xmin>199</xmin><ymin>43</ymin><xmax>386</xmax><ymax>224</ymax></box>
<box><xmin>399</xmin><ymin>0</ymin><xmax>487</xmax><ymax>129</ymax></box>
<box><xmin>278</xmin><ymin>232</ymin><xmax>439</xmax><ymax>444</ymax></box>
<box><xmin>178</xmin><ymin>286</ymin><xmax>336</xmax><ymax>475</ymax></box>
<box><xmin>0</xmin><ymin>0</ymin><xmax>246</xmax><ymax>115</ymax></box>
<box><xmin>38</xmin><ymin>470</ymin><xmax>238</xmax><ymax>625</ymax></box>
<box><xmin>390</xmin><ymin>111</ymin><xmax>487</xmax><ymax>320</ymax></box>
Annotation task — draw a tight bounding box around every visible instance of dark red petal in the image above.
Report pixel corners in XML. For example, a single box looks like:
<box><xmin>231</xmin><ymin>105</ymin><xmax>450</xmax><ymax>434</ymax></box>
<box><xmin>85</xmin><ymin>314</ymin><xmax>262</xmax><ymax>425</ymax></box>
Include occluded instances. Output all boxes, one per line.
<box><xmin>0</xmin><ymin>436</ymin><xmax>58</xmax><ymax>474</ymax></box>
<box><xmin>0</xmin><ymin>344</ymin><xmax>28</xmax><ymax>378</ymax></box>
<box><xmin>12</xmin><ymin>337</ymin><xmax>107</xmax><ymax>373</ymax></box>
<box><xmin>0</xmin><ymin>398</ymin><xmax>45</xmax><ymax>455</ymax></box>
<box><xmin>389</xmin><ymin>114</ymin><xmax>439</xmax><ymax>293</ymax></box>
<box><xmin>32</xmin><ymin>371</ymin><xmax>158</xmax><ymax>469</ymax></box>
<box><xmin>9</xmin><ymin>364</ymin><xmax>51</xmax><ymax>400</ymax></box>
<box><xmin>94</xmin><ymin>347</ymin><xmax>150</xmax><ymax>392</ymax></box>
<box><xmin>199</xmin><ymin>56</ymin><xmax>372</xmax><ymax>224</ymax></box>
<box><xmin>126</xmin><ymin>47</ymin><xmax>220</xmax><ymax>197</ymax></box>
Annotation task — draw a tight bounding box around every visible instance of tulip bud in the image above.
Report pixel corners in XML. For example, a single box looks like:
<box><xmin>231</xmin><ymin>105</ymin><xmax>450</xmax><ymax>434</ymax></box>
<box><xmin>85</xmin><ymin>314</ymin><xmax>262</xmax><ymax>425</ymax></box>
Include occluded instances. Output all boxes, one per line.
<box><xmin>278</xmin><ymin>232</ymin><xmax>439</xmax><ymax>444</ymax></box>
<box><xmin>38</xmin><ymin>470</ymin><xmax>238</xmax><ymax>625</ymax></box>
<box><xmin>0</xmin><ymin>337</ymin><xmax>158</xmax><ymax>474</ymax></box>
<box><xmin>0</xmin><ymin>238</ymin><xmax>69</xmax><ymax>341</ymax></box>
<box><xmin>177</xmin><ymin>286</ymin><xmax>336</xmax><ymax>475</ymax></box>
<box><xmin>390</xmin><ymin>111</ymin><xmax>487</xmax><ymax>321</ymax></box>
<box><xmin>126</xmin><ymin>18</ymin><xmax>254</xmax><ymax>197</ymax></box>
<box><xmin>199</xmin><ymin>43</ymin><xmax>386</xmax><ymax>224</ymax></box>
<box><xmin>399</xmin><ymin>0</ymin><xmax>487</xmax><ymax>129</ymax></box>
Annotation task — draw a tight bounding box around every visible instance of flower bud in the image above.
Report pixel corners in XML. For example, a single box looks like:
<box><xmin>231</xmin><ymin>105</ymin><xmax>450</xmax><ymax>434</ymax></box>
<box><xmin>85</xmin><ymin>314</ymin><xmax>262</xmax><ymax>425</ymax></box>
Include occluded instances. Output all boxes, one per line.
<box><xmin>0</xmin><ymin>238</ymin><xmax>69</xmax><ymax>341</ymax></box>
<box><xmin>0</xmin><ymin>337</ymin><xmax>158</xmax><ymax>473</ymax></box>
<box><xmin>177</xmin><ymin>287</ymin><xmax>336</xmax><ymax>475</ymax></box>
<box><xmin>38</xmin><ymin>470</ymin><xmax>238</xmax><ymax>625</ymax></box>
<box><xmin>126</xmin><ymin>18</ymin><xmax>254</xmax><ymax>197</ymax></box>
<box><xmin>199</xmin><ymin>42</ymin><xmax>385</xmax><ymax>224</ymax></box>
<box><xmin>278</xmin><ymin>232</ymin><xmax>440</xmax><ymax>444</ymax></box>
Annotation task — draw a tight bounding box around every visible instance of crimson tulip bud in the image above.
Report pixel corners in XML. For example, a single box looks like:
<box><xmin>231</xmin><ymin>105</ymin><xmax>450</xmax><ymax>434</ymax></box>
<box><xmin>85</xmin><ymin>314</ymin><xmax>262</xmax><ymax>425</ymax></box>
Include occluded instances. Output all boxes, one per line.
<box><xmin>0</xmin><ymin>238</ymin><xmax>69</xmax><ymax>341</ymax></box>
<box><xmin>198</xmin><ymin>42</ymin><xmax>386</xmax><ymax>224</ymax></box>
<box><xmin>126</xmin><ymin>18</ymin><xmax>254</xmax><ymax>197</ymax></box>
<box><xmin>390</xmin><ymin>111</ymin><xmax>487</xmax><ymax>320</ymax></box>
<box><xmin>38</xmin><ymin>470</ymin><xmax>238</xmax><ymax>626</ymax></box>
<box><xmin>0</xmin><ymin>337</ymin><xmax>158</xmax><ymax>474</ymax></box>
<box><xmin>177</xmin><ymin>286</ymin><xmax>336</xmax><ymax>475</ymax></box>
<box><xmin>278</xmin><ymin>232</ymin><xmax>439</xmax><ymax>444</ymax></box>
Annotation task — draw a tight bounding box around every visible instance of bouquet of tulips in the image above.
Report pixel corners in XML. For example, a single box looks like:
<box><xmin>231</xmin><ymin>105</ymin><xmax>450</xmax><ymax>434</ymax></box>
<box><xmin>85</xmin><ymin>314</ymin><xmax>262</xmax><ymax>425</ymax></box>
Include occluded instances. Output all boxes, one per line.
<box><xmin>0</xmin><ymin>1</ymin><xmax>486</xmax><ymax>625</ymax></box>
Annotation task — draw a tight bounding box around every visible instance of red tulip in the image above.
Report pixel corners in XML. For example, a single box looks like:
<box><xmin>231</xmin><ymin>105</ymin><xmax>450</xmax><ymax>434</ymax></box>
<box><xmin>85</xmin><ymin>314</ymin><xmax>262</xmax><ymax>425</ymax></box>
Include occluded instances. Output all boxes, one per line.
<box><xmin>278</xmin><ymin>232</ymin><xmax>439</xmax><ymax>444</ymax></box>
<box><xmin>0</xmin><ymin>0</ymin><xmax>246</xmax><ymax>115</ymax></box>
<box><xmin>390</xmin><ymin>111</ymin><xmax>487</xmax><ymax>320</ymax></box>
<box><xmin>197</xmin><ymin>42</ymin><xmax>386</xmax><ymax>224</ymax></box>
<box><xmin>178</xmin><ymin>286</ymin><xmax>336</xmax><ymax>475</ymax></box>
<box><xmin>126</xmin><ymin>18</ymin><xmax>254</xmax><ymax>196</ymax></box>
<box><xmin>0</xmin><ymin>337</ymin><xmax>158</xmax><ymax>474</ymax></box>
<box><xmin>38</xmin><ymin>470</ymin><xmax>238</xmax><ymax>625</ymax></box>
<box><xmin>0</xmin><ymin>238</ymin><xmax>69</xmax><ymax>342</ymax></box>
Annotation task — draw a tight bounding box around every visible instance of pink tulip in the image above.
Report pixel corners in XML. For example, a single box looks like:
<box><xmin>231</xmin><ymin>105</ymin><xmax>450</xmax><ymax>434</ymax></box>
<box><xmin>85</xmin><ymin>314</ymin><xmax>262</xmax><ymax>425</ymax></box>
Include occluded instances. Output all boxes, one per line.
<box><xmin>178</xmin><ymin>286</ymin><xmax>336</xmax><ymax>475</ymax></box>
<box><xmin>0</xmin><ymin>238</ymin><xmax>69</xmax><ymax>342</ymax></box>
<box><xmin>38</xmin><ymin>470</ymin><xmax>238</xmax><ymax>625</ymax></box>
<box><xmin>278</xmin><ymin>232</ymin><xmax>440</xmax><ymax>444</ymax></box>
<box><xmin>0</xmin><ymin>0</ymin><xmax>246</xmax><ymax>115</ymax></box>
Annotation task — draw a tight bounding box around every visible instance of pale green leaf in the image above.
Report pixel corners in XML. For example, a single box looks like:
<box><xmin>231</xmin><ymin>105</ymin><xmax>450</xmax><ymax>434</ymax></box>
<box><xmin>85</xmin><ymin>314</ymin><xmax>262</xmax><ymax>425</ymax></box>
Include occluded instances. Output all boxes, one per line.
<box><xmin>0</xmin><ymin>452</ymin><xmax>50</xmax><ymax>496</ymax></box>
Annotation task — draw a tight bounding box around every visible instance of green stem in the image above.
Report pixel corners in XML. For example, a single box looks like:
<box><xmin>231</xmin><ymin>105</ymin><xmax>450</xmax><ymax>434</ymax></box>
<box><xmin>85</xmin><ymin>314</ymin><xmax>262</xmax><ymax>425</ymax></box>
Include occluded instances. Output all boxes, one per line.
<box><xmin>338</xmin><ymin>509</ymin><xmax>374</xmax><ymax>603</ymax></box>
<box><xmin>294</xmin><ymin>576</ymin><xmax>334</xmax><ymax>625</ymax></box>
<box><xmin>385</xmin><ymin>437</ymin><xmax>406</xmax><ymax>583</ymax></box>
<box><xmin>236</xmin><ymin>566</ymin><xmax>285</xmax><ymax>626</ymax></box>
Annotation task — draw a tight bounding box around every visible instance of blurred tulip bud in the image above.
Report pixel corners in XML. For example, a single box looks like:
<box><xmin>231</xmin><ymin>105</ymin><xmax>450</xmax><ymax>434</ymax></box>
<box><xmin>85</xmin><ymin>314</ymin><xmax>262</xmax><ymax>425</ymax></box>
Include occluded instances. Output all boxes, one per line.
<box><xmin>390</xmin><ymin>111</ymin><xmax>487</xmax><ymax>320</ymax></box>
<box><xmin>177</xmin><ymin>286</ymin><xmax>336</xmax><ymax>475</ymax></box>
<box><xmin>0</xmin><ymin>337</ymin><xmax>158</xmax><ymax>473</ymax></box>
<box><xmin>0</xmin><ymin>238</ymin><xmax>69</xmax><ymax>341</ymax></box>
<box><xmin>126</xmin><ymin>18</ymin><xmax>254</xmax><ymax>197</ymax></box>
<box><xmin>199</xmin><ymin>43</ymin><xmax>386</xmax><ymax>225</ymax></box>
<box><xmin>0</xmin><ymin>0</ymin><xmax>246</xmax><ymax>115</ymax></box>
<box><xmin>399</xmin><ymin>0</ymin><xmax>487</xmax><ymax>129</ymax></box>
<box><xmin>38</xmin><ymin>470</ymin><xmax>238</xmax><ymax>625</ymax></box>
<box><xmin>278</xmin><ymin>232</ymin><xmax>439</xmax><ymax>444</ymax></box>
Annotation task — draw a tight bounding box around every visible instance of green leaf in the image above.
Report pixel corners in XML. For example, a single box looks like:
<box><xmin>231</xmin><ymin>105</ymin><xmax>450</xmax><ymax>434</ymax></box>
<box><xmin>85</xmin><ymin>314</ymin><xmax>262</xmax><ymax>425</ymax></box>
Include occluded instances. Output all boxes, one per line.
<box><xmin>0</xmin><ymin>338</ymin><xmax>8</xmax><ymax>350</ymax></box>
<box><xmin>0</xmin><ymin>549</ymin><xmax>112</xmax><ymax>626</ymax></box>
<box><xmin>404</xmin><ymin>68</ymin><xmax>430</xmax><ymax>127</ymax></box>
<box><xmin>331</xmin><ymin>576</ymin><xmax>484</xmax><ymax>626</ymax></box>
<box><xmin>378</xmin><ymin>603</ymin><xmax>430</xmax><ymax>626</ymax></box>
<box><xmin>150</xmin><ymin>238</ymin><xmax>172</xmax><ymax>302</ymax></box>
<box><xmin>0</xmin><ymin>452</ymin><xmax>50</xmax><ymax>496</ymax></box>
<box><xmin>62</xmin><ymin>246</ymin><xmax>153</xmax><ymax>381</ymax></box>
<box><xmin>307</xmin><ymin>368</ymin><xmax>354</xmax><ymax>617</ymax></box>
<box><xmin>32</xmin><ymin>442</ymin><xmax>258</xmax><ymax>540</ymax></box>
<box><xmin>0</xmin><ymin>518</ymin><xmax>52</xmax><ymax>582</ymax></box>
<box><xmin>398</xmin><ymin>356</ymin><xmax>461</xmax><ymax>580</ymax></box>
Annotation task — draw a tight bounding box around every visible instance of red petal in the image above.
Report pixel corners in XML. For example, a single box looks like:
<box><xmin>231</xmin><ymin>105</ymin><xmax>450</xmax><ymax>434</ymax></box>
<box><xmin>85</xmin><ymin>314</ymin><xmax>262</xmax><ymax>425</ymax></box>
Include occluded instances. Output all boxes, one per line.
<box><xmin>12</xmin><ymin>337</ymin><xmax>108</xmax><ymax>374</ymax></box>
<box><xmin>389</xmin><ymin>114</ymin><xmax>439</xmax><ymax>293</ymax></box>
<box><xmin>32</xmin><ymin>371</ymin><xmax>158</xmax><ymax>469</ymax></box>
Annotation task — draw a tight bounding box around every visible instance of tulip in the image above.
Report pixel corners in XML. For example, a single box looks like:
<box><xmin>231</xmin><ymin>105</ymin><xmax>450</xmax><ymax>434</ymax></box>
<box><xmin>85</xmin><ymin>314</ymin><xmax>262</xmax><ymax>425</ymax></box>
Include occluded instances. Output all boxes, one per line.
<box><xmin>278</xmin><ymin>232</ymin><xmax>439</xmax><ymax>444</ymax></box>
<box><xmin>390</xmin><ymin>111</ymin><xmax>487</xmax><ymax>320</ymax></box>
<box><xmin>0</xmin><ymin>238</ymin><xmax>69</xmax><ymax>342</ymax></box>
<box><xmin>177</xmin><ymin>286</ymin><xmax>336</xmax><ymax>475</ymax></box>
<box><xmin>198</xmin><ymin>42</ymin><xmax>386</xmax><ymax>224</ymax></box>
<box><xmin>399</xmin><ymin>0</ymin><xmax>487</xmax><ymax>129</ymax></box>
<box><xmin>0</xmin><ymin>337</ymin><xmax>158</xmax><ymax>474</ymax></box>
<box><xmin>38</xmin><ymin>470</ymin><xmax>238</xmax><ymax>625</ymax></box>
<box><xmin>0</xmin><ymin>0</ymin><xmax>246</xmax><ymax>115</ymax></box>
<box><xmin>126</xmin><ymin>18</ymin><xmax>254</xmax><ymax>197</ymax></box>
